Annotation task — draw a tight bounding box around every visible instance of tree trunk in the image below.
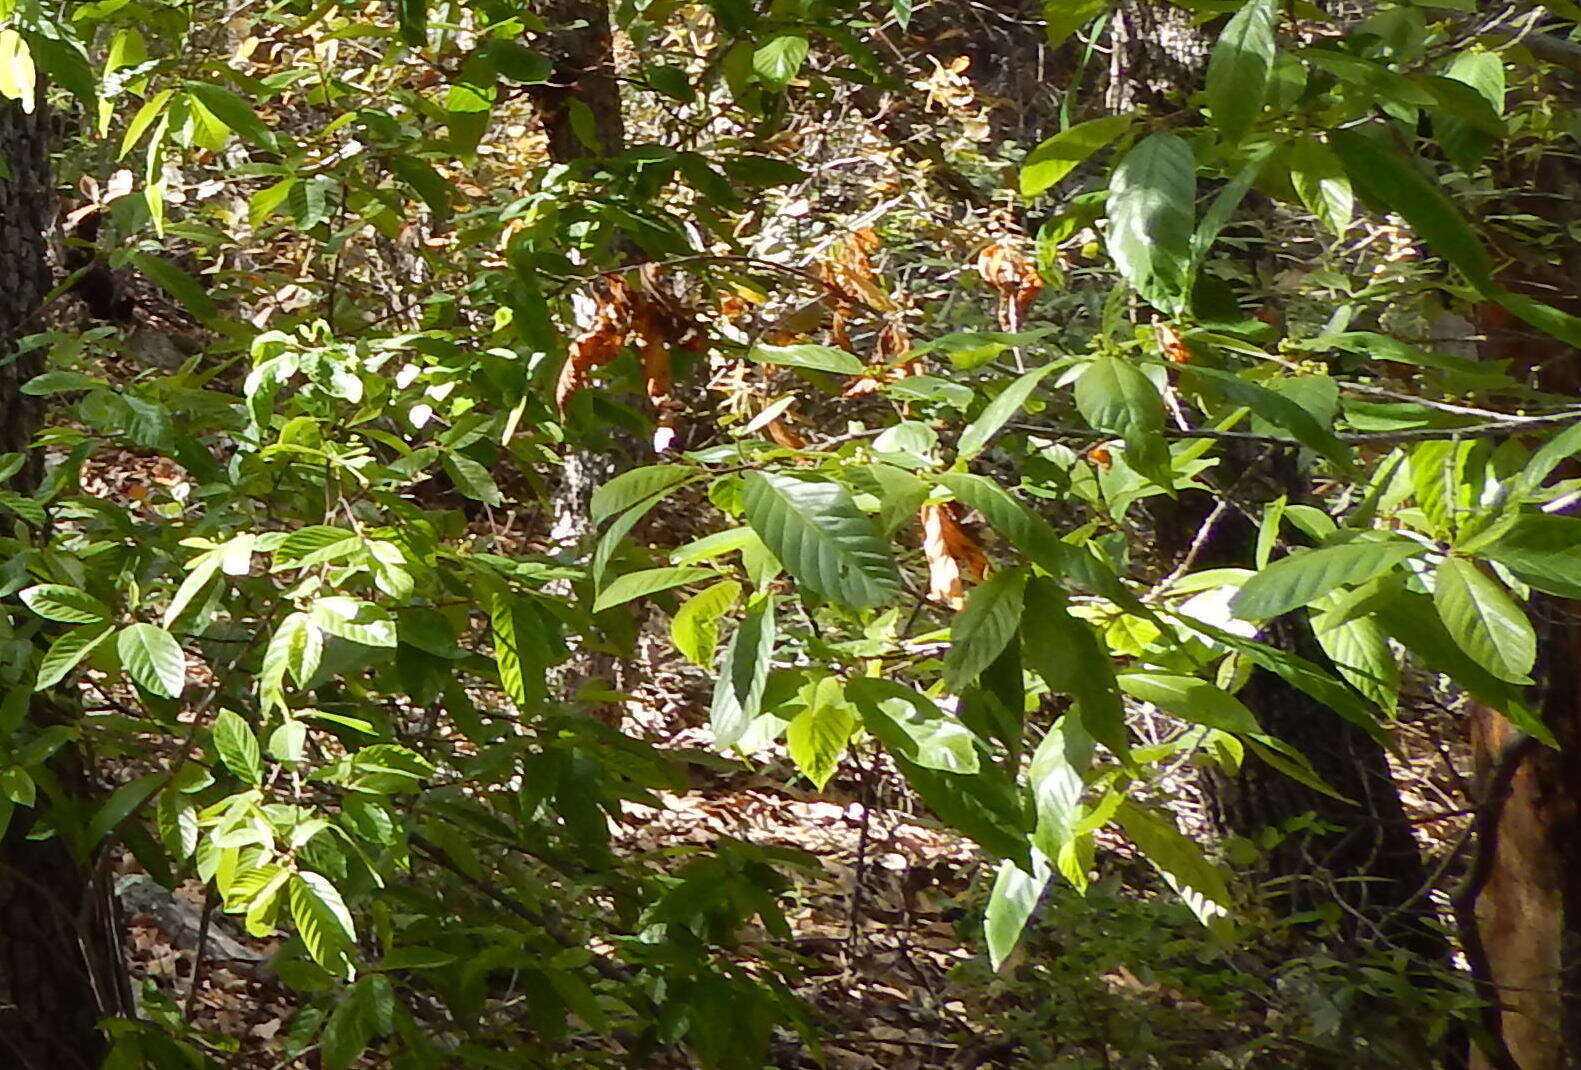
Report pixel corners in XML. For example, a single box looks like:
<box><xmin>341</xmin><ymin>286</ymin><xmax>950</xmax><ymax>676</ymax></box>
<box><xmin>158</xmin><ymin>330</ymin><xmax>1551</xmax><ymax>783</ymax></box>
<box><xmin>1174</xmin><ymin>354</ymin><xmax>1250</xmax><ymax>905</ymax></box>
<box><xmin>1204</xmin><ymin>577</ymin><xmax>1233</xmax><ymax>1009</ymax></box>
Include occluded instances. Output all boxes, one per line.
<box><xmin>529</xmin><ymin>0</ymin><xmax>635</xmax><ymax>722</ymax></box>
<box><xmin>1464</xmin><ymin>150</ymin><xmax>1581</xmax><ymax>1070</ymax></box>
<box><xmin>0</xmin><ymin>98</ymin><xmax>117</xmax><ymax>1070</ymax></box>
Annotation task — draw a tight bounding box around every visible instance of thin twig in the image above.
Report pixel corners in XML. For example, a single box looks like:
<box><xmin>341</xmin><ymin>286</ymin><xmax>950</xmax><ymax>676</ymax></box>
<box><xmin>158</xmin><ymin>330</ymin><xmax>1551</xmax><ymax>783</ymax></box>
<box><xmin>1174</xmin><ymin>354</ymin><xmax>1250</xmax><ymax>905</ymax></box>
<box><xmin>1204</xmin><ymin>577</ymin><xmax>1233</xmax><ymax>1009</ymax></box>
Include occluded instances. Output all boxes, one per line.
<box><xmin>184</xmin><ymin>887</ymin><xmax>216</xmax><ymax>1022</ymax></box>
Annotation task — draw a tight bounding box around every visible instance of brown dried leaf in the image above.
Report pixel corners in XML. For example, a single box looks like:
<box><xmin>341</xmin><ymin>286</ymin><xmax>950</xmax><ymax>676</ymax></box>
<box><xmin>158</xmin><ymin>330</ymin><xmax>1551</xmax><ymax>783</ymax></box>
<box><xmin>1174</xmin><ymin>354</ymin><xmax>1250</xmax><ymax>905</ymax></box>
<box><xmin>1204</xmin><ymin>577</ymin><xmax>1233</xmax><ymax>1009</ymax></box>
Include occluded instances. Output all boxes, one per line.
<box><xmin>919</xmin><ymin>502</ymin><xmax>990</xmax><ymax>608</ymax></box>
<box><xmin>976</xmin><ymin>241</ymin><xmax>1044</xmax><ymax>330</ymax></box>
<box><xmin>555</xmin><ymin>278</ymin><xmax>632</xmax><ymax>413</ymax></box>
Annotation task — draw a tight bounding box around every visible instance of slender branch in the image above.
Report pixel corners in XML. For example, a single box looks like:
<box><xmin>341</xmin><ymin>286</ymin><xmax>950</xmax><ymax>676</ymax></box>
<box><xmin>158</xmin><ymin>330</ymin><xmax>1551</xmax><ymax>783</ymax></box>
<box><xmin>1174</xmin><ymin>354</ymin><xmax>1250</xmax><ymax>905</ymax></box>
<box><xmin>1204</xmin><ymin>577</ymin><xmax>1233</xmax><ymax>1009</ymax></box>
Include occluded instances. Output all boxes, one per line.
<box><xmin>1013</xmin><ymin>407</ymin><xmax>1581</xmax><ymax>447</ymax></box>
<box><xmin>184</xmin><ymin>887</ymin><xmax>216</xmax><ymax>1022</ymax></box>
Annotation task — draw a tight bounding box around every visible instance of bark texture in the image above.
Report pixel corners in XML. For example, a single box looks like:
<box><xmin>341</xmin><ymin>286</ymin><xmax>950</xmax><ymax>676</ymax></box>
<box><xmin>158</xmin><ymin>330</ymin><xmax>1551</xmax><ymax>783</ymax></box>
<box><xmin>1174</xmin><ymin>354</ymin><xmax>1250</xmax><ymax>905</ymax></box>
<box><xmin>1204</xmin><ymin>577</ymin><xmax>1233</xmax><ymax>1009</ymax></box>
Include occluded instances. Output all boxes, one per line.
<box><xmin>0</xmin><ymin>99</ymin><xmax>116</xmax><ymax>1070</ymax></box>
<box><xmin>1465</xmin><ymin>150</ymin><xmax>1581</xmax><ymax>1070</ymax></box>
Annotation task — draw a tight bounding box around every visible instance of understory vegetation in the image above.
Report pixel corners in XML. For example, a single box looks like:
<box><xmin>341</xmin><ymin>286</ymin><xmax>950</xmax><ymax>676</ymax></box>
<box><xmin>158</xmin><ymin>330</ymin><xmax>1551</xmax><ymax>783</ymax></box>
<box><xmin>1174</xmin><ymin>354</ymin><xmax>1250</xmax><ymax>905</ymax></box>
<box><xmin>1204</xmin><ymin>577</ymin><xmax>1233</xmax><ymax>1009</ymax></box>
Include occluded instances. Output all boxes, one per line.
<box><xmin>3</xmin><ymin>0</ymin><xmax>1581</xmax><ymax>1067</ymax></box>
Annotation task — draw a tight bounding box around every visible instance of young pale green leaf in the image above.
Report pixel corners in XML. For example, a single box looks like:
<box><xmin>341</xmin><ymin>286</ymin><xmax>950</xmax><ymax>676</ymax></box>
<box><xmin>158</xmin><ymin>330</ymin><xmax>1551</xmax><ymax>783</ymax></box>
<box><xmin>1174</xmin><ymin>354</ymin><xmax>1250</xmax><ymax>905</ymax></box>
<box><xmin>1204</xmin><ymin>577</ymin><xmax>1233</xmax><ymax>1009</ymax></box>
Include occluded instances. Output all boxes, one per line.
<box><xmin>741</xmin><ymin>472</ymin><xmax>901</xmax><ymax>608</ymax></box>
<box><xmin>785</xmin><ymin>678</ymin><xmax>856</xmax><ymax>790</ymax></box>
<box><xmin>156</xmin><ymin>790</ymin><xmax>200</xmax><ymax>858</ymax></box>
<box><xmin>1106</xmin><ymin>133</ymin><xmax>1195</xmax><ymax>312</ymax></box>
<box><xmin>985</xmin><ymin>854</ymin><xmax>1050</xmax><ymax>970</ymax></box>
<box><xmin>590</xmin><ymin>464</ymin><xmax>697</xmax><ymax>526</ymax></box>
<box><xmin>290</xmin><ymin>871</ymin><xmax>357</xmax><ymax>978</ymax></box>
<box><xmin>1433</xmin><ymin>557</ymin><xmax>1535</xmax><ymax>685</ymax></box>
<box><xmin>957</xmin><ymin>363</ymin><xmax>1057</xmax><ymax>460</ymax></box>
<box><xmin>753</xmin><ymin>34</ymin><xmax>809</xmax><ymax>87</ymax></box>
<box><xmin>21</xmin><ymin>584</ymin><xmax>110</xmax><ymax>624</ymax></box>
<box><xmin>1205</xmin><ymin>0</ymin><xmax>1277</xmax><ymax>145</ymax></box>
<box><xmin>212</xmin><ymin>709</ymin><xmax>263</xmax><ymax>785</ymax></box>
<box><xmin>1230</xmin><ymin>538</ymin><xmax>1424</xmax><ymax>619</ymax></box>
<box><xmin>671</xmin><ymin>579</ymin><xmax>742</xmax><ymax>667</ymax></box>
<box><xmin>117</xmin><ymin>623</ymin><xmax>187</xmax><ymax>698</ymax></box>
<box><xmin>943</xmin><ymin>567</ymin><xmax>1028</xmax><ymax>691</ymax></box>
<box><xmin>747</xmin><ymin>342</ymin><xmax>866</xmax><ymax>376</ymax></box>
<box><xmin>1019</xmin><ymin>115</ymin><xmax>1132</xmax><ymax>196</ymax></box>
<box><xmin>594</xmin><ymin>567</ymin><xmax>715</xmax><ymax>613</ymax></box>
<box><xmin>312</xmin><ymin>598</ymin><xmax>397</xmax><ymax>648</ymax></box>
<box><xmin>711</xmin><ymin>600</ymin><xmax>776</xmax><ymax>748</ymax></box>
<box><xmin>1479</xmin><ymin>515</ymin><xmax>1581</xmax><ymax>598</ymax></box>
<box><xmin>35</xmin><ymin>625</ymin><xmax>114</xmax><ymax>690</ymax></box>
<box><xmin>163</xmin><ymin>552</ymin><xmax>222</xmax><ymax>628</ymax></box>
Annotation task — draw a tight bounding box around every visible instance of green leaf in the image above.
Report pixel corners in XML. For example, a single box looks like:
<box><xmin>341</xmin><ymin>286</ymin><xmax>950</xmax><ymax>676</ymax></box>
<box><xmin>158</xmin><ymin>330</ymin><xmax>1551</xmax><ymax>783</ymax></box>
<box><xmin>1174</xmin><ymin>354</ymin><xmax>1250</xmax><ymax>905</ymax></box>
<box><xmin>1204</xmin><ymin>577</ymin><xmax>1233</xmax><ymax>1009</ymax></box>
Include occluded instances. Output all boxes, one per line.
<box><xmin>1020</xmin><ymin>115</ymin><xmax>1132</xmax><ymax>196</ymax></box>
<box><xmin>943</xmin><ymin>567</ymin><xmax>1028</xmax><ymax>691</ymax></box>
<box><xmin>348</xmin><ymin>744</ymin><xmax>433</xmax><ymax>793</ymax></box>
<box><xmin>671</xmin><ymin>580</ymin><xmax>742</xmax><ymax>667</ymax></box>
<box><xmin>786</xmin><ymin>678</ymin><xmax>856</xmax><ymax>789</ymax></box>
<box><xmin>1183</xmin><ymin>365</ymin><xmax>1352</xmax><ymax>473</ymax></box>
<box><xmin>957</xmin><ymin>363</ymin><xmax>1057</xmax><ymax>461</ymax></box>
<box><xmin>894</xmin><ymin>759</ymin><xmax>1030</xmax><ymax>864</ymax></box>
<box><xmin>1371</xmin><ymin>586</ymin><xmax>1548</xmax><ymax>744</ymax></box>
<box><xmin>127</xmin><ymin>252</ymin><xmax>219</xmax><ymax>324</ymax></box>
<box><xmin>937</xmin><ymin>472</ymin><xmax>1140</xmax><ymax>609</ymax></box>
<box><xmin>847</xmin><ymin>678</ymin><xmax>980</xmax><ymax>774</ymax></box>
<box><xmin>311</xmin><ymin>598</ymin><xmax>397</xmax><ymax>648</ymax></box>
<box><xmin>86</xmin><ymin>772</ymin><xmax>163</xmax><ymax>846</ymax></box>
<box><xmin>1310</xmin><ymin>599</ymin><xmax>1399</xmax><ymax>713</ymax></box>
<box><xmin>1022</xmin><ymin>578</ymin><xmax>1128</xmax><ymax>757</ymax></box>
<box><xmin>753</xmin><ymin>34</ymin><xmax>808</xmax><ymax>87</ymax></box>
<box><xmin>1480</xmin><ymin>516</ymin><xmax>1581</xmax><ymax>598</ymax></box>
<box><xmin>290</xmin><ymin>871</ymin><xmax>356</xmax><ymax>978</ymax></box>
<box><xmin>1433</xmin><ymin>557</ymin><xmax>1535</xmax><ymax>685</ymax></box>
<box><xmin>117</xmin><ymin>623</ymin><xmax>186</xmax><ymax>698</ymax></box>
<box><xmin>1028</xmin><ymin>714</ymin><xmax>1093</xmax><ymax>885</ymax></box>
<box><xmin>1044</xmin><ymin>0</ymin><xmax>1108</xmax><ymax>47</ymax></box>
<box><xmin>590</xmin><ymin>465</ymin><xmax>697</xmax><ymax>526</ymax></box>
<box><xmin>741</xmin><ymin>472</ymin><xmax>901</xmax><ymax>608</ymax></box>
<box><xmin>1230</xmin><ymin>538</ymin><xmax>1424</xmax><ymax>619</ymax></box>
<box><xmin>747</xmin><ymin>342</ymin><xmax>866</xmax><ymax>376</ymax></box>
<box><xmin>36</xmin><ymin>625</ymin><xmax>114</xmax><ymax>690</ymax></box>
<box><xmin>1289</xmin><ymin>137</ymin><xmax>1353</xmax><ymax>235</ymax></box>
<box><xmin>21</xmin><ymin>584</ymin><xmax>110</xmax><ymax>624</ymax></box>
<box><xmin>397</xmin><ymin>0</ymin><xmax>427</xmax><ymax>47</ymax></box>
<box><xmin>1117</xmin><ymin>673</ymin><xmax>1260</xmax><ymax>734</ymax></box>
<box><xmin>1106</xmin><ymin>133</ymin><xmax>1195</xmax><ymax>312</ymax></box>
<box><xmin>1329</xmin><ymin>126</ymin><xmax>1492</xmax><ymax>286</ymax></box>
<box><xmin>985</xmin><ymin>854</ymin><xmax>1049</xmax><ymax>970</ymax></box>
<box><xmin>1075</xmin><ymin>355</ymin><xmax>1164</xmax><ymax>438</ymax></box>
<box><xmin>186</xmin><ymin>82</ymin><xmax>277</xmax><ymax>149</ymax></box>
<box><xmin>594</xmin><ymin>566</ymin><xmax>715</xmax><ymax>612</ymax></box>
<box><xmin>1115</xmin><ymin>799</ymin><xmax>1233</xmax><ymax>935</ymax></box>
<box><xmin>212</xmin><ymin>709</ymin><xmax>263</xmax><ymax>785</ymax></box>
<box><xmin>479</xmin><ymin>39</ymin><xmax>552</xmax><ymax>84</ymax></box>
<box><xmin>1205</xmin><ymin>0</ymin><xmax>1276</xmax><ymax>145</ymax></box>
<box><xmin>442</xmin><ymin>453</ymin><xmax>502</xmax><ymax>506</ymax></box>
<box><xmin>711</xmin><ymin>600</ymin><xmax>776</xmax><ymax>748</ymax></box>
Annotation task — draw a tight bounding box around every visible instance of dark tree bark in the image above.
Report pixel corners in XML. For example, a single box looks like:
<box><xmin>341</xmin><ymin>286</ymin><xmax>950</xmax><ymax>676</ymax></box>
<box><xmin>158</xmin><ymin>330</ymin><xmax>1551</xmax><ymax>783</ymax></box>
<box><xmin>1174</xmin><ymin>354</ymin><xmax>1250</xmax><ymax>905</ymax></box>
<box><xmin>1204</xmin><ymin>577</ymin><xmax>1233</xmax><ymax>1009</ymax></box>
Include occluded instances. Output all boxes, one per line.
<box><xmin>0</xmin><ymin>99</ymin><xmax>118</xmax><ymax>1070</ymax></box>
